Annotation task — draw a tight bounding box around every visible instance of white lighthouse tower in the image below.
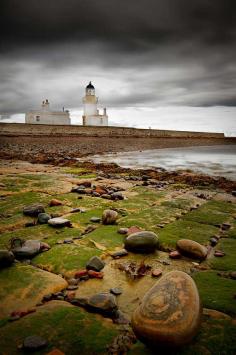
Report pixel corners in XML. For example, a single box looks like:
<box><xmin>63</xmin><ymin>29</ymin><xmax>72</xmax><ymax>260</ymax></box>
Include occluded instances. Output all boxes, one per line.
<box><xmin>82</xmin><ymin>82</ymin><xmax>108</xmax><ymax>126</ymax></box>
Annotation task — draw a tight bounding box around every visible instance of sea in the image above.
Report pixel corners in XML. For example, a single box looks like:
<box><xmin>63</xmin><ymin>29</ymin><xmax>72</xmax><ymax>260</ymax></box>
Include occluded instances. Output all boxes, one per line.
<box><xmin>83</xmin><ymin>145</ymin><xmax>236</xmax><ymax>181</ymax></box>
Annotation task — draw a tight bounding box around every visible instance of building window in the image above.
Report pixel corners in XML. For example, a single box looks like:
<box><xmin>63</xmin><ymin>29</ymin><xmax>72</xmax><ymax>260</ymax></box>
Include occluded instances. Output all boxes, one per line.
<box><xmin>36</xmin><ymin>115</ymin><xmax>40</xmax><ymax>122</ymax></box>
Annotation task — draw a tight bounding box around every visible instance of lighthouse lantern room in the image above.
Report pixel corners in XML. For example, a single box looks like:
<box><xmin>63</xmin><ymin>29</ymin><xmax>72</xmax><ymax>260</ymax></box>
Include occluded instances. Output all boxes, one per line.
<box><xmin>82</xmin><ymin>82</ymin><xmax>108</xmax><ymax>126</ymax></box>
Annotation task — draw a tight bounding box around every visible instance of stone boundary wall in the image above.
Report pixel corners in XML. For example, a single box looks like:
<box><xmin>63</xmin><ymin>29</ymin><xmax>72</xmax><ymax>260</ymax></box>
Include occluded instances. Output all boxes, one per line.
<box><xmin>0</xmin><ymin>122</ymin><xmax>225</xmax><ymax>138</ymax></box>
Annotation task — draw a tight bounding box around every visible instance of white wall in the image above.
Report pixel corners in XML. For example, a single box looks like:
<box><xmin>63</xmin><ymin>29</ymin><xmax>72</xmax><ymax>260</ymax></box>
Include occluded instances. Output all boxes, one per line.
<box><xmin>84</xmin><ymin>103</ymin><xmax>97</xmax><ymax>116</ymax></box>
<box><xmin>84</xmin><ymin>115</ymin><xmax>108</xmax><ymax>126</ymax></box>
<box><xmin>25</xmin><ymin>111</ymin><xmax>71</xmax><ymax>125</ymax></box>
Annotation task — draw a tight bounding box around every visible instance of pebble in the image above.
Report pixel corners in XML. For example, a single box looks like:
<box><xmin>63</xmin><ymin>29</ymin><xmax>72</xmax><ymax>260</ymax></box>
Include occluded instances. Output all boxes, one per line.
<box><xmin>88</xmin><ymin>270</ymin><xmax>104</xmax><ymax>279</ymax></box>
<box><xmin>38</xmin><ymin>213</ymin><xmax>51</xmax><ymax>224</ymax></box>
<box><xmin>151</xmin><ymin>269</ymin><xmax>162</xmax><ymax>277</ymax></box>
<box><xmin>110</xmin><ymin>287</ymin><xmax>123</xmax><ymax>295</ymax></box>
<box><xmin>230</xmin><ymin>271</ymin><xmax>236</xmax><ymax>280</ymax></box>
<box><xmin>111</xmin><ymin>192</ymin><xmax>124</xmax><ymax>200</ymax></box>
<box><xmin>49</xmin><ymin>199</ymin><xmax>63</xmax><ymax>206</ymax></box>
<box><xmin>67</xmin><ymin>285</ymin><xmax>78</xmax><ymax>291</ymax></box>
<box><xmin>118</xmin><ymin>228</ymin><xmax>129</xmax><ymax>235</ymax></box>
<box><xmin>63</xmin><ymin>238</ymin><xmax>73</xmax><ymax>244</ymax></box>
<box><xmin>86</xmin><ymin>256</ymin><xmax>105</xmax><ymax>271</ymax></box>
<box><xmin>77</xmin><ymin>181</ymin><xmax>91</xmax><ymax>188</ymax></box>
<box><xmin>221</xmin><ymin>223</ymin><xmax>231</xmax><ymax>231</ymax></box>
<box><xmin>70</xmin><ymin>208</ymin><xmax>81</xmax><ymax>213</ymax></box>
<box><xmin>0</xmin><ymin>250</ymin><xmax>15</xmax><ymax>268</ymax></box>
<box><xmin>12</xmin><ymin>240</ymin><xmax>42</xmax><ymax>259</ymax></box>
<box><xmin>112</xmin><ymin>310</ymin><xmax>129</xmax><ymax>324</ymax></box>
<box><xmin>124</xmin><ymin>231</ymin><xmax>159</xmax><ymax>253</ymax></box>
<box><xmin>23</xmin><ymin>335</ymin><xmax>48</xmax><ymax>350</ymax></box>
<box><xmin>177</xmin><ymin>239</ymin><xmax>208</xmax><ymax>260</ymax></box>
<box><xmin>102</xmin><ymin>209</ymin><xmax>118</xmax><ymax>225</ymax></box>
<box><xmin>214</xmin><ymin>250</ymin><xmax>225</xmax><ymax>257</ymax></box>
<box><xmin>86</xmin><ymin>293</ymin><xmax>118</xmax><ymax>317</ymax></box>
<box><xmin>74</xmin><ymin>269</ymin><xmax>88</xmax><ymax>278</ymax></box>
<box><xmin>131</xmin><ymin>271</ymin><xmax>201</xmax><ymax>348</ymax></box>
<box><xmin>68</xmin><ymin>278</ymin><xmax>79</xmax><ymax>285</ymax></box>
<box><xmin>169</xmin><ymin>250</ymin><xmax>181</xmax><ymax>259</ymax></box>
<box><xmin>23</xmin><ymin>203</ymin><xmax>45</xmax><ymax>217</ymax></box>
<box><xmin>48</xmin><ymin>217</ymin><xmax>72</xmax><ymax>227</ymax></box>
<box><xmin>210</xmin><ymin>237</ymin><xmax>218</xmax><ymax>246</ymax></box>
<box><xmin>110</xmin><ymin>249</ymin><xmax>129</xmax><ymax>258</ymax></box>
<box><xmin>90</xmin><ymin>217</ymin><xmax>101</xmax><ymax>223</ymax></box>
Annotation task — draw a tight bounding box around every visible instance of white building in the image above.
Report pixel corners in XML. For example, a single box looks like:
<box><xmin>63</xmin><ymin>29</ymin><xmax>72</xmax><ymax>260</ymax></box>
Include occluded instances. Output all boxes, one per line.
<box><xmin>82</xmin><ymin>82</ymin><xmax>108</xmax><ymax>126</ymax></box>
<box><xmin>25</xmin><ymin>99</ymin><xmax>71</xmax><ymax>125</ymax></box>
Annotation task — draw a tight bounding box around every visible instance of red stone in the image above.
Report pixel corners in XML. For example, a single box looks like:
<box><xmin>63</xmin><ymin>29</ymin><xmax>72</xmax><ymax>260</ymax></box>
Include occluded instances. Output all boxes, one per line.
<box><xmin>214</xmin><ymin>250</ymin><xmax>225</xmax><ymax>257</ymax></box>
<box><xmin>95</xmin><ymin>187</ymin><xmax>107</xmax><ymax>195</ymax></box>
<box><xmin>46</xmin><ymin>349</ymin><xmax>65</xmax><ymax>355</ymax></box>
<box><xmin>152</xmin><ymin>269</ymin><xmax>162</xmax><ymax>277</ymax></box>
<box><xmin>88</xmin><ymin>270</ymin><xmax>104</xmax><ymax>279</ymax></box>
<box><xmin>169</xmin><ymin>250</ymin><xmax>181</xmax><ymax>259</ymax></box>
<box><xmin>49</xmin><ymin>199</ymin><xmax>63</xmax><ymax>206</ymax></box>
<box><xmin>66</xmin><ymin>291</ymin><xmax>76</xmax><ymax>300</ymax></box>
<box><xmin>74</xmin><ymin>269</ymin><xmax>88</xmax><ymax>278</ymax></box>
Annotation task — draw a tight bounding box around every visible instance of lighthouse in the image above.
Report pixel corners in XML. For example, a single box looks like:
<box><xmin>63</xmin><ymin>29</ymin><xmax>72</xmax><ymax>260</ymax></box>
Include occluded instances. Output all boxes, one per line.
<box><xmin>82</xmin><ymin>82</ymin><xmax>108</xmax><ymax>126</ymax></box>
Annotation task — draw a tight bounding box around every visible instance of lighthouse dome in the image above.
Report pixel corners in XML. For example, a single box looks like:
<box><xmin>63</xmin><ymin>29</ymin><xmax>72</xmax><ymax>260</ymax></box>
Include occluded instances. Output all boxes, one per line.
<box><xmin>86</xmin><ymin>81</ymin><xmax>94</xmax><ymax>89</ymax></box>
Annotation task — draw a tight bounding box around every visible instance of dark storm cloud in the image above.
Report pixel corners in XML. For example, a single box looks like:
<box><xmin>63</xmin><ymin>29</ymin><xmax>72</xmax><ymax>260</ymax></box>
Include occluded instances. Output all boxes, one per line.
<box><xmin>0</xmin><ymin>0</ymin><xmax>236</xmax><ymax>114</ymax></box>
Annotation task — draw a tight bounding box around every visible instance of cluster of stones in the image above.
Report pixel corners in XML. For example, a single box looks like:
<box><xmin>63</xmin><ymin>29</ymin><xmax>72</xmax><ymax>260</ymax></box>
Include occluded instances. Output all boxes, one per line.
<box><xmin>23</xmin><ymin>202</ymin><xmax>72</xmax><ymax>228</ymax></box>
<box><xmin>71</xmin><ymin>181</ymin><xmax>125</xmax><ymax>201</ymax></box>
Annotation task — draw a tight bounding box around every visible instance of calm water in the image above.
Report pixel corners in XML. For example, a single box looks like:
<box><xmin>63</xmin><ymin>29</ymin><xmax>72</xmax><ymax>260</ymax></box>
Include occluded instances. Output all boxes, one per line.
<box><xmin>85</xmin><ymin>145</ymin><xmax>236</xmax><ymax>180</ymax></box>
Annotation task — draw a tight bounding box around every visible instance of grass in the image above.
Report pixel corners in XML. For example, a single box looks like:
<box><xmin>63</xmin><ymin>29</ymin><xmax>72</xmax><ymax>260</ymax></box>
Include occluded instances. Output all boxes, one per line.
<box><xmin>32</xmin><ymin>244</ymin><xmax>102</xmax><ymax>275</ymax></box>
<box><xmin>158</xmin><ymin>220</ymin><xmax>218</xmax><ymax>250</ymax></box>
<box><xmin>193</xmin><ymin>270</ymin><xmax>236</xmax><ymax>316</ymax></box>
<box><xmin>207</xmin><ymin>238</ymin><xmax>236</xmax><ymax>271</ymax></box>
<box><xmin>82</xmin><ymin>225</ymin><xmax>125</xmax><ymax>249</ymax></box>
<box><xmin>0</xmin><ymin>303</ymin><xmax>119</xmax><ymax>355</ymax></box>
<box><xmin>183</xmin><ymin>200</ymin><xmax>236</xmax><ymax>226</ymax></box>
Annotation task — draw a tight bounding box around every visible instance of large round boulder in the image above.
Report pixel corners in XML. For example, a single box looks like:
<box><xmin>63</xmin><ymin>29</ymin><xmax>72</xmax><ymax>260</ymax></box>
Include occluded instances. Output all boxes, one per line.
<box><xmin>124</xmin><ymin>231</ymin><xmax>159</xmax><ymax>253</ymax></box>
<box><xmin>23</xmin><ymin>204</ymin><xmax>45</xmax><ymax>217</ymax></box>
<box><xmin>131</xmin><ymin>271</ymin><xmax>202</xmax><ymax>348</ymax></box>
<box><xmin>102</xmin><ymin>210</ymin><xmax>118</xmax><ymax>225</ymax></box>
<box><xmin>177</xmin><ymin>239</ymin><xmax>207</xmax><ymax>260</ymax></box>
<box><xmin>0</xmin><ymin>250</ymin><xmax>15</xmax><ymax>268</ymax></box>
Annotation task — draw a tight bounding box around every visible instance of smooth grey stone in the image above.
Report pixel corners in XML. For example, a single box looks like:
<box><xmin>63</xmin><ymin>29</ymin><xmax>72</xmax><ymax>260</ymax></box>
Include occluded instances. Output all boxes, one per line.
<box><xmin>86</xmin><ymin>256</ymin><xmax>105</xmax><ymax>271</ymax></box>
<box><xmin>38</xmin><ymin>213</ymin><xmax>51</xmax><ymax>224</ymax></box>
<box><xmin>23</xmin><ymin>335</ymin><xmax>47</xmax><ymax>350</ymax></box>
<box><xmin>23</xmin><ymin>204</ymin><xmax>45</xmax><ymax>217</ymax></box>
<box><xmin>124</xmin><ymin>231</ymin><xmax>159</xmax><ymax>253</ymax></box>
<box><xmin>0</xmin><ymin>250</ymin><xmax>15</xmax><ymax>268</ymax></box>
<box><xmin>90</xmin><ymin>217</ymin><xmax>101</xmax><ymax>223</ymax></box>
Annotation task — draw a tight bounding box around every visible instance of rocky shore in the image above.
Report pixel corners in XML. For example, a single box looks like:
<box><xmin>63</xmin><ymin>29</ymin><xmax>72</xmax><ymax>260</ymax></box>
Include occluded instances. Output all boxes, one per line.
<box><xmin>0</xmin><ymin>158</ymin><xmax>236</xmax><ymax>354</ymax></box>
<box><xmin>1</xmin><ymin>135</ymin><xmax>236</xmax><ymax>163</ymax></box>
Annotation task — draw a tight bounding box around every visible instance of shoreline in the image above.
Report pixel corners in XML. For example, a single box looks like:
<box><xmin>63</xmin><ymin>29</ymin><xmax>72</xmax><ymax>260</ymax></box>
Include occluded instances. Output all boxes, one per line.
<box><xmin>0</xmin><ymin>135</ymin><xmax>235</xmax><ymax>163</ymax></box>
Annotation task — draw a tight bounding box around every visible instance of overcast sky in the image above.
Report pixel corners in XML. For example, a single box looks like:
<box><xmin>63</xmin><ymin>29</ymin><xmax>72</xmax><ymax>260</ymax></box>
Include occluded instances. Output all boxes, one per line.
<box><xmin>1</xmin><ymin>0</ymin><xmax>236</xmax><ymax>133</ymax></box>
